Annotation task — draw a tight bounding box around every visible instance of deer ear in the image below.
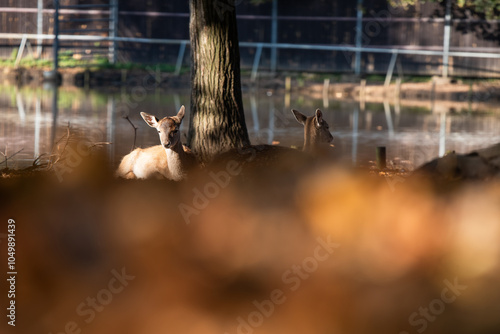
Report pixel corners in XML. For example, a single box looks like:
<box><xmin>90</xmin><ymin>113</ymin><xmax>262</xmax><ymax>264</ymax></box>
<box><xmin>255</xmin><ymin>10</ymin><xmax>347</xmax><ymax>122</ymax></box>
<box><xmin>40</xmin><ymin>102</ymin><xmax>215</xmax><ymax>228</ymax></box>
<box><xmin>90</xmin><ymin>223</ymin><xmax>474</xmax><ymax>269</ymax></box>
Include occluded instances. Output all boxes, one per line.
<box><xmin>292</xmin><ymin>109</ymin><xmax>307</xmax><ymax>125</ymax></box>
<box><xmin>176</xmin><ymin>105</ymin><xmax>185</xmax><ymax>122</ymax></box>
<box><xmin>141</xmin><ymin>112</ymin><xmax>159</xmax><ymax>128</ymax></box>
<box><xmin>315</xmin><ymin>109</ymin><xmax>324</xmax><ymax>127</ymax></box>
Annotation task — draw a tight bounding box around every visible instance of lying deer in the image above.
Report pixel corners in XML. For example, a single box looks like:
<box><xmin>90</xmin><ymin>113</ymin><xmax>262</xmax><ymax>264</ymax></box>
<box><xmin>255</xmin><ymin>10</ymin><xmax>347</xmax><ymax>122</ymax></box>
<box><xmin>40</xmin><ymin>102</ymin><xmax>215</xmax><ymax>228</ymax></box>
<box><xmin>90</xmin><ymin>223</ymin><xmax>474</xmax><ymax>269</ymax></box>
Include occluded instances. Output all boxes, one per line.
<box><xmin>292</xmin><ymin>108</ymin><xmax>334</xmax><ymax>153</ymax></box>
<box><xmin>116</xmin><ymin>106</ymin><xmax>198</xmax><ymax>181</ymax></box>
<box><xmin>208</xmin><ymin>109</ymin><xmax>334</xmax><ymax>175</ymax></box>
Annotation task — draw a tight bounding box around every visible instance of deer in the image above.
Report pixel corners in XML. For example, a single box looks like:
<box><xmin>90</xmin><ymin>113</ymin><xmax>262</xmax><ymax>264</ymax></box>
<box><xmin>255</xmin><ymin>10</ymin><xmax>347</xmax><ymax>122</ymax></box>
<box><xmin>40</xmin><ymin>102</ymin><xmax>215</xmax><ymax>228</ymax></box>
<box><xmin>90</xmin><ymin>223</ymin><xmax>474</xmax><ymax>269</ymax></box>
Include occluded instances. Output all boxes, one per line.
<box><xmin>291</xmin><ymin>108</ymin><xmax>334</xmax><ymax>153</ymax></box>
<box><xmin>116</xmin><ymin>106</ymin><xmax>198</xmax><ymax>181</ymax></box>
<box><xmin>207</xmin><ymin>108</ymin><xmax>334</xmax><ymax>177</ymax></box>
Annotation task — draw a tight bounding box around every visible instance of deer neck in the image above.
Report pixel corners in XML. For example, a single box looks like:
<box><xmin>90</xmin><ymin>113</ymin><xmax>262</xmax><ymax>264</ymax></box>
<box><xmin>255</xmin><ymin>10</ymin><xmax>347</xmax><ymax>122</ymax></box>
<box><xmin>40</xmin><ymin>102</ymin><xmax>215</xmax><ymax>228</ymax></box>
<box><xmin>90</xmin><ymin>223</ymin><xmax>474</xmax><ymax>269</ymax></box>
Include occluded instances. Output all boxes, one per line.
<box><xmin>303</xmin><ymin>133</ymin><xmax>326</xmax><ymax>156</ymax></box>
<box><xmin>165</xmin><ymin>142</ymin><xmax>189</xmax><ymax>181</ymax></box>
<box><xmin>302</xmin><ymin>132</ymin><xmax>316</xmax><ymax>152</ymax></box>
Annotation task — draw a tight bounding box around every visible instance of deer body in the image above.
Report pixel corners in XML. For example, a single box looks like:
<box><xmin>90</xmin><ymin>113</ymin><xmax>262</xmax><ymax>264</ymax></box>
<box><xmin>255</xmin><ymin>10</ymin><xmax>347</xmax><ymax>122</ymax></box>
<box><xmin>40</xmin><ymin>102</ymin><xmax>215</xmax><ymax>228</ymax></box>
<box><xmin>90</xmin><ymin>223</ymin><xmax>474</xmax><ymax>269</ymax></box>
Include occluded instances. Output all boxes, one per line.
<box><xmin>208</xmin><ymin>109</ymin><xmax>334</xmax><ymax>173</ymax></box>
<box><xmin>116</xmin><ymin>106</ymin><xmax>198</xmax><ymax>181</ymax></box>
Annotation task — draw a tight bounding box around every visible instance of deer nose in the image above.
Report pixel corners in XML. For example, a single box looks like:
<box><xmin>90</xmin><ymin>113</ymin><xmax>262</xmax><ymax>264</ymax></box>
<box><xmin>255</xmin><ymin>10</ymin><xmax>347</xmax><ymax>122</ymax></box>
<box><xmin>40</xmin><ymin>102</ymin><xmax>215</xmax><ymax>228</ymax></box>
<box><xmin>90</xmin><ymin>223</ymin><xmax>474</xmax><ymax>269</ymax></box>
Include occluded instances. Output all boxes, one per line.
<box><xmin>164</xmin><ymin>141</ymin><xmax>171</xmax><ymax>148</ymax></box>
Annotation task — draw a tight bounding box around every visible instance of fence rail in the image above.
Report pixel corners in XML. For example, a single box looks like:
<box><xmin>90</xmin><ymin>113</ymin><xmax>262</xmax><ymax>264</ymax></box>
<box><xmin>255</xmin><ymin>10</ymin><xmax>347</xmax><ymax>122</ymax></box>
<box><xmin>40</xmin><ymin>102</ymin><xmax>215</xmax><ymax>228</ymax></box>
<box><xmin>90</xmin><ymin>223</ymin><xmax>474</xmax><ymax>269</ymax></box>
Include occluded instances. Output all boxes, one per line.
<box><xmin>1</xmin><ymin>0</ymin><xmax>500</xmax><ymax>78</ymax></box>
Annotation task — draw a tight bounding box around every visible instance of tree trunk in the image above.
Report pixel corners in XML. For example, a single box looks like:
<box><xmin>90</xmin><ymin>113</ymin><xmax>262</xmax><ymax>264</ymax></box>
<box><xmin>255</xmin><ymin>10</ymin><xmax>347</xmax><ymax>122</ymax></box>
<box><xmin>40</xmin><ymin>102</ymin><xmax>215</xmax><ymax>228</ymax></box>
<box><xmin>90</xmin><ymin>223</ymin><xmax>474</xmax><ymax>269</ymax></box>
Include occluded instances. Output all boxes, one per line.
<box><xmin>188</xmin><ymin>0</ymin><xmax>250</xmax><ymax>162</ymax></box>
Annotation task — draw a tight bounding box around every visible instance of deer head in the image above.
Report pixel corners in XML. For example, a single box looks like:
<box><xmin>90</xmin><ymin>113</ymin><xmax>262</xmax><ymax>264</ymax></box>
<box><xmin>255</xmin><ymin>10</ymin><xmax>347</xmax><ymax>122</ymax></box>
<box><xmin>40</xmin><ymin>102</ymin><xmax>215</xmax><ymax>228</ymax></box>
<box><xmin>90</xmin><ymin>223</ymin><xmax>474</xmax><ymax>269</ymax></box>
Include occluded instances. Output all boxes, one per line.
<box><xmin>141</xmin><ymin>106</ymin><xmax>185</xmax><ymax>149</ymax></box>
<box><xmin>292</xmin><ymin>109</ymin><xmax>333</xmax><ymax>151</ymax></box>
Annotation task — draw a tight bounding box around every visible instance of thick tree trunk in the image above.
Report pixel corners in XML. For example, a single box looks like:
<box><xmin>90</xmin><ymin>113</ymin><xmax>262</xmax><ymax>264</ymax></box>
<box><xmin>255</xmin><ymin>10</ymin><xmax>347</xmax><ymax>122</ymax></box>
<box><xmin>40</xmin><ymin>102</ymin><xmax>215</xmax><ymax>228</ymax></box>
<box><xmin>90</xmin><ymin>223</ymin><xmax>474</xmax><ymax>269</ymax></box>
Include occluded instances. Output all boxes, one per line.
<box><xmin>188</xmin><ymin>0</ymin><xmax>250</xmax><ymax>162</ymax></box>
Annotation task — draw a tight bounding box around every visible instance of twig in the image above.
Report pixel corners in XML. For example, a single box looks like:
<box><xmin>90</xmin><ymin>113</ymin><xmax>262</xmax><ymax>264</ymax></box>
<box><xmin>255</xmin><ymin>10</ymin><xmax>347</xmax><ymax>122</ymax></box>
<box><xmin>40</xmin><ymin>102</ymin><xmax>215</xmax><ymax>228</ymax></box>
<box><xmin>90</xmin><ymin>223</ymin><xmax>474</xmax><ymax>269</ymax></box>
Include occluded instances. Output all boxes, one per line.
<box><xmin>0</xmin><ymin>148</ymin><xmax>24</xmax><ymax>168</ymax></box>
<box><xmin>60</xmin><ymin>122</ymin><xmax>71</xmax><ymax>155</ymax></box>
<box><xmin>89</xmin><ymin>141</ymin><xmax>112</xmax><ymax>149</ymax></box>
<box><xmin>50</xmin><ymin>123</ymin><xmax>72</xmax><ymax>166</ymax></box>
<box><xmin>46</xmin><ymin>123</ymin><xmax>72</xmax><ymax>169</ymax></box>
<box><xmin>123</xmin><ymin>116</ymin><xmax>138</xmax><ymax>151</ymax></box>
<box><xmin>32</xmin><ymin>153</ymin><xmax>49</xmax><ymax>168</ymax></box>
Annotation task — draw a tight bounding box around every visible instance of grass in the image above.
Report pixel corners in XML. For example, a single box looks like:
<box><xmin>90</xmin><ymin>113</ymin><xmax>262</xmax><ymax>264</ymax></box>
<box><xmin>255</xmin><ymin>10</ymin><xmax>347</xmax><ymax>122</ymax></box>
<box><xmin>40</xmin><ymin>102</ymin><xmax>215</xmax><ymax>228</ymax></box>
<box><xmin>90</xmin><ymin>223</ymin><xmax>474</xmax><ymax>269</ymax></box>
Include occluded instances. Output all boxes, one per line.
<box><xmin>0</xmin><ymin>49</ymin><xmax>182</xmax><ymax>73</ymax></box>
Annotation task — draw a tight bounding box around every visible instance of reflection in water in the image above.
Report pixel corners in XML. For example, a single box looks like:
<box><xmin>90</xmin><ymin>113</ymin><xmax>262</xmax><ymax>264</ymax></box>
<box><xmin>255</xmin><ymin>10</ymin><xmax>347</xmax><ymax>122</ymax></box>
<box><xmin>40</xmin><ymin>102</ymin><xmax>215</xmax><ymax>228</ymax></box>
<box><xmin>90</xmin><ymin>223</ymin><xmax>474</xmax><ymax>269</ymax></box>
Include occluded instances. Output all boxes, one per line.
<box><xmin>107</xmin><ymin>96</ymin><xmax>116</xmax><ymax>165</ymax></box>
<box><xmin>50</xmin><ymin>84</ymin><xmax>58</xmax><ymax>149</ymax></box>
<box><xmin>352</xmin><ymin>105</ymin><xmax>359</xmax><ymax>165</ymax></box>
<box><xmin>1</xmin><ymin>84</ymin><xmax>500</xmax><ymax>170</ymax></box>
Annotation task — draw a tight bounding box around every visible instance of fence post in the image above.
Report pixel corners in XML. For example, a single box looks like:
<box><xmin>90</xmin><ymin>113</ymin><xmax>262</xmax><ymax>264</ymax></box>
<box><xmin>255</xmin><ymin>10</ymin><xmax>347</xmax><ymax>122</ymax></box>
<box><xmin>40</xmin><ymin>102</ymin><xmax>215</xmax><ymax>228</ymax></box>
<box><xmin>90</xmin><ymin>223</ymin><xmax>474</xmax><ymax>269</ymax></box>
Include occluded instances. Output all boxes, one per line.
<box><xmin>384</xmin><ymin>51</ymin><xmax>398</xmax><ymax>87</ymax></box>
<box><xmin>442</xmin><ymin>0</ymin><xmax>451</xmax><ymax>78</ymax></box>
<box><xmin>37</xmin><ymin>0</ymin><xmax>43</xmax><ymax>58</ymax></box>
<box><xmin>354</xmin><ymin>0</ymin><xmax>363</xmax><ymax>75</ymax></box>
<box><xmin>270</xmin><ymin>0</ymin><xmax>278</xmax><ymax>73</ymax></box>
<box><xmin>174</xmin><ymin>41</ymin><xmax>187</xmax><ymax>75</ymax></box>
<box><xmin>376</xmin><ymin>146</ymin><xmax>386</xmax><ymax>169</ymax></box>
<box><xmin>52</xmin><ymin>0</ymin><xmax>59</xmax><ymax>72</ymax></box>
<box><xmin>14</xmin><ymin>35</ymin><xmax>27</xmax><ymax>68</ymax></box>
<box><xmin>109</xmin><ymin>0</ymin><xmax>118</xmax><ymax>64</ymax></box>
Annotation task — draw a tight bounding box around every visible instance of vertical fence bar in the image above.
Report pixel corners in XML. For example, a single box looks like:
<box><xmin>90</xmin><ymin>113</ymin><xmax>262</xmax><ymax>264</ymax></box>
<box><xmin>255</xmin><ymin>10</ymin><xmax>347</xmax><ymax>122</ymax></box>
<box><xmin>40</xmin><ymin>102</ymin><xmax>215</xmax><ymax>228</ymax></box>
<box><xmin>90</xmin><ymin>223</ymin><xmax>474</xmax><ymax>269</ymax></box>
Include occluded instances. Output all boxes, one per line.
<box><xmin>109</xmin><ymin>0</ymin><xmax>118</xmax><ymax>64</ymax></box>
<box><xmin>384</xmin><ymin>51</ymin><xmax>398</xmax><ymax>87</ymax></box>
<box><xmin>53</xmin><ymin>0</ymin><xmax>59</xmax><ymax>72</ymax></box>
<box><xmin>354</xmin><ymin>0</ymin><xmax>363</xmax><ymax>75</ymax></box>
<box><xmin>270</xmin><ymin>0</ymin><xmax>278</xmax><ymax>73</ymax></box>
<box><xmin>174</xmin><ymin>41</ymin><xmax>187</xmax><ymax>75</ymax></box>
<box><xmin>14</xmin><ymin>35</ymin><xmax>27</xmax><ymax>67</ymax></box>
<box><xmin>442</xmin><ymin>0</ymin><xmax>451</xmax><ymax>78</ymax></box>
<box><xmin>37</xmin><ymin>0</ymin><xmax>43</xmax><ymax>58</ymax></box>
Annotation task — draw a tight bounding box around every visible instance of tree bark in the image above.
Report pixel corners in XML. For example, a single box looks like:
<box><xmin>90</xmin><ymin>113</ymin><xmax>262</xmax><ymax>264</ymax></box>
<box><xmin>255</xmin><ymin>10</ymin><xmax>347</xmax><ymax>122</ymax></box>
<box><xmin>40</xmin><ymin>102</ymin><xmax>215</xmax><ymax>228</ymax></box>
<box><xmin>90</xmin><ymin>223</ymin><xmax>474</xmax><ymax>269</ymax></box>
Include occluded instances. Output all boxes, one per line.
<box><xmin>188</xmin><ymin>0</ymin><xmax>250</xmax><ymax>162</ymax></box>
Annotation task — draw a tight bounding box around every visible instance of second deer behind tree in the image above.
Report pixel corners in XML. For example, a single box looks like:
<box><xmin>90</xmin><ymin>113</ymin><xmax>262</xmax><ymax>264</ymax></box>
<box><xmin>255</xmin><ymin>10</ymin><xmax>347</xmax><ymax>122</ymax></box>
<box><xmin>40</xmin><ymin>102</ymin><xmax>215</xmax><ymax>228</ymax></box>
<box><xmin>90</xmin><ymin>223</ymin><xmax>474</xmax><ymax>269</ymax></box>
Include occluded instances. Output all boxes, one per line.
<box><xmin>292</xmin><ymin>108</ymin><xmax>334</xmax><ymax>154</ymax></box>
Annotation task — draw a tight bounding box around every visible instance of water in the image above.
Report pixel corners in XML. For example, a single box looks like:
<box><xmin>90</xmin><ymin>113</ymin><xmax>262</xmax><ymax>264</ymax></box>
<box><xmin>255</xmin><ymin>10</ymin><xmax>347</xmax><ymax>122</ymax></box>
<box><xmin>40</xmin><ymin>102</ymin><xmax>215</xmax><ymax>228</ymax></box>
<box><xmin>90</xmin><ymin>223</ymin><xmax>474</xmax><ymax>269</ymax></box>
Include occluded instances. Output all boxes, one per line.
<box><xmin>1</xmin><ymin>83</ymin><xmax>500</xmax><ymax>171</ymax></box>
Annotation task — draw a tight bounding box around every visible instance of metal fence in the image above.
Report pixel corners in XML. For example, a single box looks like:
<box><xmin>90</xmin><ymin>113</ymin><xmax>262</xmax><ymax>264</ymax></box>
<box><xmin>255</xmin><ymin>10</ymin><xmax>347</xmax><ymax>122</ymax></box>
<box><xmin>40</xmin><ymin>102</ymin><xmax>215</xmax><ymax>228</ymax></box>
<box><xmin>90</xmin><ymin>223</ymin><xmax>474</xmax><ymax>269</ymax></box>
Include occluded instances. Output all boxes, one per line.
<box><xmin>1</xmin><ymin>0</ymin><xmax>500</xmax><ymax>78</ymax></box>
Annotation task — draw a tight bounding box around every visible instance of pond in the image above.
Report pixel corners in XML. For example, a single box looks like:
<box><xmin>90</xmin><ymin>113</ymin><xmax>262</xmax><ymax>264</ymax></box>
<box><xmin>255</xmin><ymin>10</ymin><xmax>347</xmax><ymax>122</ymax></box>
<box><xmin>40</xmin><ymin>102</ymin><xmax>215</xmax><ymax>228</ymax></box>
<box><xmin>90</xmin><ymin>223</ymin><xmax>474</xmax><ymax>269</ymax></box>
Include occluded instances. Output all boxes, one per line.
<box><xmin>1</xmin><ymin>83</ymin><xmax>500</xmax><ymax>171</ymax></box>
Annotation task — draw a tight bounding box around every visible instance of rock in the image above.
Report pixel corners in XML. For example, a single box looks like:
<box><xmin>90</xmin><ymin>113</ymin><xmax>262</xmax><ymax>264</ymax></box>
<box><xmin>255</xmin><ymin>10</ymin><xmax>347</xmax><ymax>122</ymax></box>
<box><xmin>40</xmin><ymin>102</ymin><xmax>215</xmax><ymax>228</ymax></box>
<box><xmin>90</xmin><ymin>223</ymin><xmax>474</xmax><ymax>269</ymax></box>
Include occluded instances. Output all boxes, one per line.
<box><xmin>416</xmin><ymin>143</ymin><xmax>500</xmax><ymax>182</ymax></box>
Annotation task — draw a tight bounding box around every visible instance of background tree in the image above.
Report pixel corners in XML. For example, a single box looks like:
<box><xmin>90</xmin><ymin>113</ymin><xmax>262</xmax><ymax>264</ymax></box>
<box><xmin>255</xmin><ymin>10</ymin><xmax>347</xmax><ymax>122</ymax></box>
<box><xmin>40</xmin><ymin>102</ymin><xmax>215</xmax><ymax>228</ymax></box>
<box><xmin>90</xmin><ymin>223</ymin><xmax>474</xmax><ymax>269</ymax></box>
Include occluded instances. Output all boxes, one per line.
<box><xmin>188</xmin><ymin>0</ymin><xmax>251</xmax><ymax>162</ymax></box>
<box><xmin>390</xmin><ymin>0</ymin><xmax>500</xmax><ymax>19</ymax></box>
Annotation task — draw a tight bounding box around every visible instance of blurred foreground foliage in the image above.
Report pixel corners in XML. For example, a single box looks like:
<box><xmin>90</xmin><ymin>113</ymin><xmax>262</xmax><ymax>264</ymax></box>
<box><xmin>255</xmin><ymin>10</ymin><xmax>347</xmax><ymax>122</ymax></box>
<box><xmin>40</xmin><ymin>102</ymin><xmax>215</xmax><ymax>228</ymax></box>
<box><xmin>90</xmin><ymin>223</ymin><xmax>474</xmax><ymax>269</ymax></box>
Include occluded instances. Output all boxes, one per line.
<box><xmin>1</xmin><ymin>134</ymin><xmax>500</xmax><ymax>334</ymax></box>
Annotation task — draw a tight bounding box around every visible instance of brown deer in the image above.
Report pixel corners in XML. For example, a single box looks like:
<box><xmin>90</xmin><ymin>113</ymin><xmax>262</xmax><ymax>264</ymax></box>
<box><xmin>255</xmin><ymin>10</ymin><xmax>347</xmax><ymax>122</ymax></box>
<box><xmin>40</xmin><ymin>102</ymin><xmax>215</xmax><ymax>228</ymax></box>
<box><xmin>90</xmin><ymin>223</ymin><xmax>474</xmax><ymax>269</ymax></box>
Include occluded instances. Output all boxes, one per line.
<box><xmin>292</xmin><ymin>108</ymin><xmax>334</xmax><ymax>153</ymax></box>
<box><xmin>207</xmin><ymin>109</ymin><xmax>334</xmax><ymax>177</ymax></box>
<box><xmin>116</xmin><ymin>106</ymin><xmax>198</xmax><ymax>181</ymax></box>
